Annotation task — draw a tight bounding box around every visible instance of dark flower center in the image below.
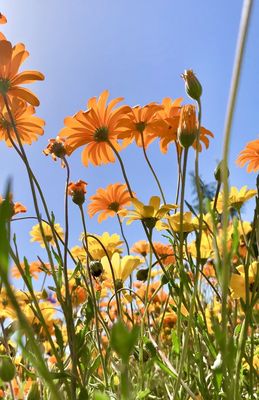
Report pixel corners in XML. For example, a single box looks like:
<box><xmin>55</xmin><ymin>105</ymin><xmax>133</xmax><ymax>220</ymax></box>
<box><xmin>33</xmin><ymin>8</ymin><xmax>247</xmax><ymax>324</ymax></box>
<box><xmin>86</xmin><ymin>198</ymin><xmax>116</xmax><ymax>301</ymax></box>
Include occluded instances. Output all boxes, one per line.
<box><xmin>108</xmin><ymin>201</ymin><xmax>120</xmax><ymax>212</ymax></box>
<box><xmin>136</xmin><ymin>121</ymin><xmax>146</xmax><ymax>133</ymax></box>
<box><xmin>143</xmin><ymin>217</ymin><xmax>157</xmax><ymax>230</ymax></box>
<box><xmin>94</xmin><ymin>126</ymin><xmax>109</xmax><ymax>142</ymax></box>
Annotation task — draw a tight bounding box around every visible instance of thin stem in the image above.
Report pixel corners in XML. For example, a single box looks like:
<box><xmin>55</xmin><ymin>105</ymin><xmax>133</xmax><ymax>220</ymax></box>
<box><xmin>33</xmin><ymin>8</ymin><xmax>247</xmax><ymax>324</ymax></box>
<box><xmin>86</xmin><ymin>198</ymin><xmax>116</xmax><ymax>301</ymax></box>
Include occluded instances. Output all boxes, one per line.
<box><xmin>79</xmin><ymin>206</ymin><xmax>109</xmax><ymax>388</ymax></box>
<box><xmin>140</xmin><ymin>130</ymin><xmax>167</xmax><ymax>203</ymax></box>
<box><xmin>107</xmin><ymin>140</ymin><xmax>134</xmax><ymax>197</ymax></box>
<box><xmin>220</xmin><ymin>1</ymin><xmax>254</xmax><ymax>396</ymax></box>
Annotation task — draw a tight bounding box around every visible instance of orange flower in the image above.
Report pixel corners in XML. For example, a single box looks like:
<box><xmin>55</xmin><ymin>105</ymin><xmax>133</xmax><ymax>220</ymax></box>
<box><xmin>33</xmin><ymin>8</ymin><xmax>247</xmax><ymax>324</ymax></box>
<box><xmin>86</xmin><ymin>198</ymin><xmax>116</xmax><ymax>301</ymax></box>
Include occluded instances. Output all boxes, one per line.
<box><xmin>153</xmin><ymin>242</ymin><xmax>175</xmax><ymax>266</ymax></box>
<box><xmin>146</xmin><ymin>98</ymin><xmax>213</xmax><ymax>153</ymax></box>
<box><xmin>0</xmin><ymin>97</ymin><xmax>44</xmax><ymax>146</ymax></box>
<box><xmin>0</xmin><ymin>39</ymin><xmax>44</xmax><ymax>106</ymax></box>
<box><xmin>12</xmin><ymin>260</ymin><xmax>46</xmax><ymax>280</ymax></box>
<box><xmin>88</xmin><ymin>183</ymin><xmax>132</xmax><ymax>222</ymax></box>
<box><xmin>117</xmin><ymin>103</ymin><xmax>163</xmax><ymax>147</ymax></box>
<box><xmin>0</xmin><ymin>194</ymin><xmax>26</xmax><ymax>216</ymax></box>
<box><xmin>147</xmin><ymin>97</ymin><xmax>182</xmax><ymax>153</ymax></box>
<box><xmin>68</xmin><ymin>180</ymin><xmax>87</xmax><ymax>205</ymax></box>
<box><xmin>0</xmin><ymin>13</ymin><xmax>7</xmax><ymax>24</ymax></box>
<box><xmin>131</xmin><ymin>240</ymin><xmax>150</xmax><ymax>257</ymax></box>
<box><xmin>59</xmin><ymin>90</ymin><xmax>131</xmax><ymax>166</ymax></box>
<box><xmin>43</xmin><ymin>136</ymin><xmax>72</xmax><ymax>165</ymax></box>
<box><xmin>236</xmin><ymin>139</ymin><xmax>259</xmax><ymax>172</ymax></box>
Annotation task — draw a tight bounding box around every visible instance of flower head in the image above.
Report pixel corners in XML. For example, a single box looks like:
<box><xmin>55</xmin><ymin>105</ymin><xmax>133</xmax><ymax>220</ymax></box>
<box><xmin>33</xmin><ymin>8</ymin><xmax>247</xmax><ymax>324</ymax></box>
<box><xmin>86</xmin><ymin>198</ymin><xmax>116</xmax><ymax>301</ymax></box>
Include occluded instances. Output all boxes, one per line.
<box><xmin>88</xmin><ymin>183</ymin><xmax>132</xmax><ymax>222</ymax></box>
<box><xmin>156</xmin><ymin>211</ymin><xmax>196</xmax><ymax>233</ymax></box>
<box><xmin>59</xmin><ymin>90</ymin><xmax>131</xmax><ymax>166</ymax></box>
<box><xmin>101</xmin><ymin>252</ymin><xmax>143</xmax><ymax>287</ymax></box>
<box><xmin>214</xmin><ymin>186</ymin><xmax>257</xmax><ymax>213</ymax></box>
<box><xmin>229</xmin><ymin>261</ymin><xmax>259</xmax><ymax>300</ymax></box>
<box><xmin>0</xmin><ymin>39</ymin><xmax>44</xmax><ymax>106</ymax></box>
<box><xmin>68</xmin><ymin>180</ymin><xmax>87</xmax><ymax>206</ymax></box>
<box><xmin>120</xmin><ymin>196</ymin><xmax>178</xmax><ymax>230</ymax></box>
<box><xmin>43</xmin><ymin>136</ymin><xmax>71</xmax><ymax>165</ymax></box>
<box><xmin>117</xmin><ymin>103</ymin><xmax>163</xmax><ymax>148</ymax></box>
<box><xmin>0</xmin><ymin>194</ymin><xmax>26</xmax><ymax>217</ymax></box>
<box><xmin>0</xmin><ymin>98</ymin><xmax>44</xmax><ymax>146</ymax></box>
<box><xmin>236</xmin><ymin>139</ymin><xmax>259</xmax><ymax>173</ymax></box>
<box><xmin>30</xmin><ymin>221</ymin><xmax>64</xmax><ymax>248</ymax></box>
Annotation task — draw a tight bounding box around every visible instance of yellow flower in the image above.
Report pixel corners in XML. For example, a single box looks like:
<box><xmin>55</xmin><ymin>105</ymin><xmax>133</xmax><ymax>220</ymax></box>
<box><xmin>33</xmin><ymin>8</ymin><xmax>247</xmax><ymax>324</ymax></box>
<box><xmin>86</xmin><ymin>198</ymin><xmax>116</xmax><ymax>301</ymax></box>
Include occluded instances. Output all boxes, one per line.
<box><xmin>30</xmin><ymin>221</ymin><xmax>64</xmax><ymax>248</ymax></box>
<box><xmin>101</xmin><ymin>252</ymin><xmax>143</xmax><ymax>286</ymax></box>
<box><xmin>156</xmin><ymin>211</ymin><xmax>195</xmax><ymax>233</ymax></box>
<box><xmin>80</xmin><ymin>232</ymin><xmax>124</xmax><ymax>260</ymax></box>
<box><xmin>214</xmin><ymin>186</ymin><xmax>257</xmax><ymax>213</ymax></box>
<box><xmin>188</xmin><ymin>233</ymin><xmax>214</xmax><ymax>260</ymax></box>
<box><xmin>229</xmin><ymin>261</ymin><xmax>259</xmax><ymax>301</ymax></box>
<box><xmin>120</xmin><ymin>196</ymin><xmax>177</xmax><ymax>230</ymax></box>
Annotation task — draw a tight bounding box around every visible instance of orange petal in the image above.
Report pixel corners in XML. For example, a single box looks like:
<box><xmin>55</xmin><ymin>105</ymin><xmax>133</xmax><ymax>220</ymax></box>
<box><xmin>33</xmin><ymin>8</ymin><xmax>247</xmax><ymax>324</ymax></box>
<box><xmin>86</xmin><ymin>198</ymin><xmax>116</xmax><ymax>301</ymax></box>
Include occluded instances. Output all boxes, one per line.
<box><xmin>8</xmin><ymin>87</ymin><xmax>40</xmax><ymax>106</ymax></box>
<box><xmin>0</xmin><ymin>40</ymin><xmax>12</xmax><ymax>65</ymax></box>
<box><xmin>11</xmin><ymin>70</ymin><xmax>45</xmax><ymax>85</ymax></box>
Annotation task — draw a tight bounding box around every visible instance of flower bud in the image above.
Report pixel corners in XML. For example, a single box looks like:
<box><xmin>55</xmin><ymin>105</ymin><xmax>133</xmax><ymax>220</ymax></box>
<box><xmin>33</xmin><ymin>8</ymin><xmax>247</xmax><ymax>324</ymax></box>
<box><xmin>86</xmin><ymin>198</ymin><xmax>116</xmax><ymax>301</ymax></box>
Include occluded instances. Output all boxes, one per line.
<box><xmin>181</xmin><ymin>69</ymin><xmax>202</xmax><ymax>101</ymax></box>
<box><xmin>90</xmin><ymin>260</ymin><xmax>103</xmax><ymax>277</ymax></box>
<box><xmin>136</xmin><ymin>268</ymin><xmax>149</xmax><ymax>281</ymax></box>
<box><xmin>177</xmin><ymin>105</ymin><xmax>197</xmax><ymax>148</ymax></box>
<box><xmin>0</xmin><ymin>356</ymin><xmax>16</xmax><ymax>382</ymax></box>
<box><xmin>68</xmin><ymin>180</ymin><xmax>88</xmax><ymax>206</ymax></box>
<box><xmin>214</xmin><ymin>161</ymin><xmax>230</xmax><ymax>183</ymax></box>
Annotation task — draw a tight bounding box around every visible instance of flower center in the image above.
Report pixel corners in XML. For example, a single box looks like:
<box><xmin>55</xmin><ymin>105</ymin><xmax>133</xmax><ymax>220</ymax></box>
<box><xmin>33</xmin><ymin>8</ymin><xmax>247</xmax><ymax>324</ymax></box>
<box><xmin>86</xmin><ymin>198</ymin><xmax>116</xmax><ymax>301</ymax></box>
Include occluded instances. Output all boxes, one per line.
<box><xmin>108</xmin><ymin>201</ymin><xmax>120</xmax><ymax>212</ymax></box>
<box><xmin>45</xmin><ymin>235</ymin><xmax>53</xmax><ymax>242</ymax></box>
<box><xmin>136</xmin><ymin>121</ymin><xmax>146</xmax><ymax>133</ymax></box>
<box><xmin>143</xmin><ymin>217</ymin><xmax>157</xmax><ymax>230</ymax></box>
<box><xmin>0</xmin><ymin>118</ymin><xmax>11</xmax><ymax>130</ymax></box>
<box><xmin>93</xmin><ymin>126</ymin><xmax>109</xmax><ymax>142</ymax></box>
<box><xmin>0</xmin><ymin>78</ymin><xmax>11</xmax><ymax>95</ymax></box>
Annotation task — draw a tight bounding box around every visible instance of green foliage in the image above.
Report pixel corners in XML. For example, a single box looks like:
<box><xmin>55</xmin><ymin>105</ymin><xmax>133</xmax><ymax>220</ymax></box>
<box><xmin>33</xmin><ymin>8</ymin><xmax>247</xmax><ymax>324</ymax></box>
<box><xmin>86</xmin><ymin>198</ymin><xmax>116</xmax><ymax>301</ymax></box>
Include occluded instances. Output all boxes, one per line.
<box><xmin>110</xmin><ymin>321</ymin><xmax>139</xmax><ymax>363</ymax></box>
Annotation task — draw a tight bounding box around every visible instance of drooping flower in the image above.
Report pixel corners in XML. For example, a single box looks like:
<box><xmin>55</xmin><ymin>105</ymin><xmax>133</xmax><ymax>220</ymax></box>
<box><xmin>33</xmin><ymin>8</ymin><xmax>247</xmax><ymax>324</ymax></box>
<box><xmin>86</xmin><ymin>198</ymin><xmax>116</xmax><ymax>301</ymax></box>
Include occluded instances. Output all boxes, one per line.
<box><xmin>58</xmin><ymin>90</ymin><xmax>131</xmax><ymax>166</ymax></box>
<box><xmin>101</xmin><ymin>252</ymin><xmax>143</xmax><ymax>288</ymax></box>
<box><xmin>117</xmin><ymin>103</ymin><xmax>163</xmax><ymax>148</ymax></box>
<box><xmin>214</xmin><ymin>186</ymin><xmax>257</xmax><ymax>213</ymax></box>
<box><xmin>88</xmin><ymin>183</ymin><xmax>132</xmax><ymax>222</ymax></box>
<box><xmin>0</xmin><ymin>39</ymin><xmax>44</xmax><ymax>106</ymax></box>
<box><xmin>120</xmin><ymin>196</ymin><xmax>178</xmax><ymax>230</ymax></box>
<box><xmin>30</xmin><ymin>221</ymin><xmax>64</xmax><ymax>248</ymax></box>
<box><xmin>236</xmin><ymin>139</ymin><xmax>259</xmax><ymax>173</ymax></box>
<box><xmin>68</xmin><ymin>180</ymin><xmax>88</xmax><ymax>205</ymax></box>
<box><xmin>0</xmin><ymin>98</ymin><xmax>44</xmax><ymax>146</ymax></box>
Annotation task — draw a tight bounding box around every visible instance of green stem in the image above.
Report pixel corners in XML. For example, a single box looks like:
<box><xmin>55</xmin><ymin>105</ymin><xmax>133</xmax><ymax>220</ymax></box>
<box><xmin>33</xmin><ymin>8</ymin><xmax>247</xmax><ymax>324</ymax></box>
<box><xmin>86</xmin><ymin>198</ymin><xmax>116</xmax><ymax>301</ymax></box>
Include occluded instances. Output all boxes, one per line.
<box><xmin>140</xmin><ymin>130</ymin><xmax>167</xmax><ymax>203</ymax></box>
<box><xmin>220</xmin><ymin>1</ymin><xmax>254</xmax><ymax>396</ymax></box>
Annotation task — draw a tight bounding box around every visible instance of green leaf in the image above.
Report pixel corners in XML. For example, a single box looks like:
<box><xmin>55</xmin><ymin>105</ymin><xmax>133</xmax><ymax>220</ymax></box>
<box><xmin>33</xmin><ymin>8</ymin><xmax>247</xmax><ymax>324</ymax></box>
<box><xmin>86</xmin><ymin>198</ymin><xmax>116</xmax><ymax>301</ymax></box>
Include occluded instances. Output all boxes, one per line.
<box><xmin>110</xmin><ymin>321</ymin><xmax>139</xmax><ymax>363</ymax></box>
<box><xmin>171</xmin><ymin>330</ymin><xmax>180</xmax><ymax>355</ymax></box>
<box><xmin>136</xmin><ymin>389</ymin><xmax>151</xmax><ymax>399</ymax></box>
<box><xmin>93</xmin><ymin>392</ymin><xmax>110</xmax><ymax>400</ymax></box>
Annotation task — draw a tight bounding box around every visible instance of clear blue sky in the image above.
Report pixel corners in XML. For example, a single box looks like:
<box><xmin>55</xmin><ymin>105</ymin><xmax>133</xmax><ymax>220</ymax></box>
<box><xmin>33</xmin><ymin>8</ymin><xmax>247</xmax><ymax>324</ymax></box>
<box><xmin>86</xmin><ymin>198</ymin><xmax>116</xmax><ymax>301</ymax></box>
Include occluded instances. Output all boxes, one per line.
<box><xmin>1</xmin><ymin>0</ymin><xmax>259</xmax><ymax>263</ymax></box>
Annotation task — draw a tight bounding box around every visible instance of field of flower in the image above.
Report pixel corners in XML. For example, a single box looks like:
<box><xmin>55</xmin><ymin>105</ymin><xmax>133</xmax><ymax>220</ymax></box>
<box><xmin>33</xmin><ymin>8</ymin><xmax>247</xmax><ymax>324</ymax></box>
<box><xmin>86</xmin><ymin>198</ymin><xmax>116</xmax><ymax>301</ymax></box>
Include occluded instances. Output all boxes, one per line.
<box><xmin>0</xmin><ymin>3</ymin><xmax>258</xmax><ymax>400</ymax></box>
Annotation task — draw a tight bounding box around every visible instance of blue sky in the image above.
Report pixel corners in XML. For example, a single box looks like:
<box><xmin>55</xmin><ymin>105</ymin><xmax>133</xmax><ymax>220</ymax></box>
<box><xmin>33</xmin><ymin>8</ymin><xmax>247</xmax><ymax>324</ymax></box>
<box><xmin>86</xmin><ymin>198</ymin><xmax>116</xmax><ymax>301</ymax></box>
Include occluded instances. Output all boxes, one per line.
<box><xmin>1</xmin><ymin>0</ymin><xmax>259</xmax><ymax>264</ymax></box>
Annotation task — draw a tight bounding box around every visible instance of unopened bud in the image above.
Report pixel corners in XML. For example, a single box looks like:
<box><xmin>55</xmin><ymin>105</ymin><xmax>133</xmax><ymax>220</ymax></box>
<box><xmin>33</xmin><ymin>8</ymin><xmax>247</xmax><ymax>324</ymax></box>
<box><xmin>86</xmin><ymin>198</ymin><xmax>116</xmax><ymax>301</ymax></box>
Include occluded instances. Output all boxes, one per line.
<box><xmin>181</xmin><ymin>69</ymin><xmax>202</xmax><ymax>101</ymax></box>
<box><xmin>214</xmin><ymin>161</ymin><xmax>230</xmax><ymax>183</ymax></box>
<box><xmin>136</xmin><ymin>268</ymin><xmax>149</xmax><ymax>281</ymax></box>
<box><xmin>0</xmin><ymin>356</ymin><xmax>16</xmax><ymax>382</ymax></box>
<box><xmin>90</xmin><ymin>260</ymin><xmax>103</xmax><ymax>277</ymax></box>
<box><xmin>178</xmin><ymin>105</ymin><xmax>197</xmax><ymax>148</ymax></box>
